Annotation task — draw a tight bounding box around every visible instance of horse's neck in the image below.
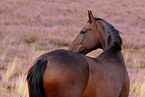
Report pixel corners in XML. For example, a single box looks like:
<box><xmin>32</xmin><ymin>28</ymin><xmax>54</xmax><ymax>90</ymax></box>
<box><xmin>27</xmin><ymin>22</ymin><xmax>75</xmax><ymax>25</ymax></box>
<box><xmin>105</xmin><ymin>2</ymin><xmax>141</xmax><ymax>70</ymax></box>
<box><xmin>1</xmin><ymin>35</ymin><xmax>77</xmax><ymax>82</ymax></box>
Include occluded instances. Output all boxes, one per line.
<box><xmin>95</xmin><ymin>20</ymin><xmax>124</xmax><ymax>62</ymax></box>
<box><xmin>99</xmin><ymin>24</ymin><xmax>122</xmax><ymax>53</ymax></box>
<box><xmin>96</xmin><ymin>22</ymin><xmax>111</xmax><ymax>50</ymax></box>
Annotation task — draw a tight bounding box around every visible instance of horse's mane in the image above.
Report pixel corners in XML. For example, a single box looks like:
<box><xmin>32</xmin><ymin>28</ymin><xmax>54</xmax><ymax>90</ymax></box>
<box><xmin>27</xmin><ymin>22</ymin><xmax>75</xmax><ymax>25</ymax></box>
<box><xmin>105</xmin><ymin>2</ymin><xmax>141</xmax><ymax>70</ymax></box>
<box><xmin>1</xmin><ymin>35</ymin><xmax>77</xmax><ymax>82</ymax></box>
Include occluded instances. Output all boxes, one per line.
<box><xmin>94</xmin><ymin>18</ymin><xmax>122</xmax><ymax>51</ymax></box>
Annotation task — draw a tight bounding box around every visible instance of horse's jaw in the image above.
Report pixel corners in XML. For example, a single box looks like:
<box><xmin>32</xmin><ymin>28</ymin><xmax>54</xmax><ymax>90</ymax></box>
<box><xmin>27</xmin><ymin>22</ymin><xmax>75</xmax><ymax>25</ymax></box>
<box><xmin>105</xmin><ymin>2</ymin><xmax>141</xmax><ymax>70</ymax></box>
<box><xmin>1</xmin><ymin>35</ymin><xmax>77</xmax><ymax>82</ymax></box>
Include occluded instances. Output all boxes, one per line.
<box><xmin>68</xmin><ymin>45</ymin><xmax>89</xmax><ymax>55</ymax></box>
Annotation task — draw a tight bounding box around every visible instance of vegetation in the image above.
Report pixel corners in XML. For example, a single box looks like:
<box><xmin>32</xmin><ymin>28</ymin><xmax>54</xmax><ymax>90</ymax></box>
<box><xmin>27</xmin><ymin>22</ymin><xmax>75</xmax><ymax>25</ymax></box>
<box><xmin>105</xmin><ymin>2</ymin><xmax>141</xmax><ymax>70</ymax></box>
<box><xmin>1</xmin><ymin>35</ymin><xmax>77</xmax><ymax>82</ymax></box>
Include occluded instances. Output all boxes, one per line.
<box><xmin>0</xmin><ymin>0</ymin><xmax>145</xmax><ymax>96</ymax></box>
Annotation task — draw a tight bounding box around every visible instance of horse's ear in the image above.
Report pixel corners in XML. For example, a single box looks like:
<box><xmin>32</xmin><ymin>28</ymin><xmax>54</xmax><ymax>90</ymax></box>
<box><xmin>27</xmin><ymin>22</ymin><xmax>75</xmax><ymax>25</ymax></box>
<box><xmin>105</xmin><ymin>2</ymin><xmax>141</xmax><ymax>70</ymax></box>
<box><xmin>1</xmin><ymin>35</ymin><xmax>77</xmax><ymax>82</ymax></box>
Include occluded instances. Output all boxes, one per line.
<box><xmin>88</xmin><ymin>10</ymin><xmax>94</xmax><ymax>24</ymax></box>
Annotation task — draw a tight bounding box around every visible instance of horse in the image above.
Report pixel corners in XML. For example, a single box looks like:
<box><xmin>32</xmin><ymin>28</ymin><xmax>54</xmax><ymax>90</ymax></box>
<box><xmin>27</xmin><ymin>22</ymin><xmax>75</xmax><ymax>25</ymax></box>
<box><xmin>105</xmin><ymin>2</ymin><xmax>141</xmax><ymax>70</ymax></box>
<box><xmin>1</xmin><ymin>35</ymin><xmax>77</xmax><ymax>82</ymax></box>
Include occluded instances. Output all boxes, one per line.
<box><xmin>27</xmin><ymin>10</ymin><xmax>130</xmax><ymax>97</ymax></box>
<box><xmin>68</xmin><ymin>10</ymin><xmax>130</xmax><ymax>97</ymax></box>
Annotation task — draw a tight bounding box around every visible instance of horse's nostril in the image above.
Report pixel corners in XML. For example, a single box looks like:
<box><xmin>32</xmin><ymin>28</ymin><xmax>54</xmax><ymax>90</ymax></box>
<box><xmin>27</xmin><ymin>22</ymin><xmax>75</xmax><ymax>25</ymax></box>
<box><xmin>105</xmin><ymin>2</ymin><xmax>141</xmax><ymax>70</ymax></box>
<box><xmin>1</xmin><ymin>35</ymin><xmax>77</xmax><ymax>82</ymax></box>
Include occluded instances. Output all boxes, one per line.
<box><xmin>80</xmin><ymin>31</ymin><xmax>86</xmax><ymax>34</ymax></box>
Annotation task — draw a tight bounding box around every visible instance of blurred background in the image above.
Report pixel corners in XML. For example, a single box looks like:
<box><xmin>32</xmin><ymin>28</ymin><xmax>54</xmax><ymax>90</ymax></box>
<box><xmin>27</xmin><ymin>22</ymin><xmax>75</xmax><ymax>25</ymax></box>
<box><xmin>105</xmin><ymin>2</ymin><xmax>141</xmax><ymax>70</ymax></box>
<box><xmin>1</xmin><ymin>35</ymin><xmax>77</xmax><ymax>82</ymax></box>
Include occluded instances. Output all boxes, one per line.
<box><xmin>0</xmin><ymin>0</ymin><xmax>145</xmax><ymax>96</ymax></box>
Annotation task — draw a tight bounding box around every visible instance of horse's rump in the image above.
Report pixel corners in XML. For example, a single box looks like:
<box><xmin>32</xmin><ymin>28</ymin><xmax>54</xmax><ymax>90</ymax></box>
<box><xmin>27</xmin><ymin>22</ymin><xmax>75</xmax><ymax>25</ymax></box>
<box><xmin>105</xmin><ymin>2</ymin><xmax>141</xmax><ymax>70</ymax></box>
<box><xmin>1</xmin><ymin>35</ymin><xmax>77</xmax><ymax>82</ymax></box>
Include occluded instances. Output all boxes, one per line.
<box><xmin>27</xmin><ymin>50</ymin><xmax>90</xmax><ymax>97</ymax></box>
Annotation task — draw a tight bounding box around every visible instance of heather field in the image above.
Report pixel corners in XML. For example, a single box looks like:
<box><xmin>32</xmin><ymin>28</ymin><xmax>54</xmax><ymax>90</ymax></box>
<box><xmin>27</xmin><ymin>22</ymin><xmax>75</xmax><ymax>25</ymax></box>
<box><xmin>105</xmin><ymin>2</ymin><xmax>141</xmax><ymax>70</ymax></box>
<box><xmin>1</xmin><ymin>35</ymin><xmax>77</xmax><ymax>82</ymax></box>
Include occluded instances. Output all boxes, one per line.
<box><xmin>0</xmin><ymin>0</ymin><xmax>145</xmax><ymax>97</ymax></box>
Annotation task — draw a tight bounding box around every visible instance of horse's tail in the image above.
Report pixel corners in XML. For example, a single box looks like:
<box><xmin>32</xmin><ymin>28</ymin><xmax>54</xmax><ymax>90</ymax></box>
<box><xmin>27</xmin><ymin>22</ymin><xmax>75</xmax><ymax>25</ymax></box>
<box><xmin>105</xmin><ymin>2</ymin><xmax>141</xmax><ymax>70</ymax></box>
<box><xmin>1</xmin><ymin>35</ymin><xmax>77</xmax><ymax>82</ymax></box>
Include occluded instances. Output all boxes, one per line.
<box><xmin>27</xmin><ymin>59</ymin><xmax>48</xmax><ymax>97</ymax></box>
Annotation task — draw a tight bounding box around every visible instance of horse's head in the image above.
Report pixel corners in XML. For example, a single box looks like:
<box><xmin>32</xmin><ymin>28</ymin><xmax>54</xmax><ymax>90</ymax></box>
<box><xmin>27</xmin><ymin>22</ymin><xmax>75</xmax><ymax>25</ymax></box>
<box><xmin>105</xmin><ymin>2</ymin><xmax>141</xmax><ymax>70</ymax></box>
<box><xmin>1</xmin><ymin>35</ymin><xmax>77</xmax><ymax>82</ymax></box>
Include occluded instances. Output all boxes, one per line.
<box><xmin>68</xmin><ymin>11</ymin><xmax>103</xmax><ymax>54</ymax></box>
<box><xmin>69</xmin><ymin>10</ymin><xmax>122</xmax><ymax>54</ymax></box>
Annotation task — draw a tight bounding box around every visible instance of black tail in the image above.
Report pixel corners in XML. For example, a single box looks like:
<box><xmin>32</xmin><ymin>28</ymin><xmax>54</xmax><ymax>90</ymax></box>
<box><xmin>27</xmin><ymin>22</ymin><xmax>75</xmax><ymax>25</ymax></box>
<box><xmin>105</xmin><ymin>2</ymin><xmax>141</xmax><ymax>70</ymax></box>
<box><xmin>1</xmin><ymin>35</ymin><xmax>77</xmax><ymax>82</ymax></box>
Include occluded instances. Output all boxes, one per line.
<box><xmin>27</xmin><ymin>59</ymin><xmax>48</xmax><ymax>97</ymax></box>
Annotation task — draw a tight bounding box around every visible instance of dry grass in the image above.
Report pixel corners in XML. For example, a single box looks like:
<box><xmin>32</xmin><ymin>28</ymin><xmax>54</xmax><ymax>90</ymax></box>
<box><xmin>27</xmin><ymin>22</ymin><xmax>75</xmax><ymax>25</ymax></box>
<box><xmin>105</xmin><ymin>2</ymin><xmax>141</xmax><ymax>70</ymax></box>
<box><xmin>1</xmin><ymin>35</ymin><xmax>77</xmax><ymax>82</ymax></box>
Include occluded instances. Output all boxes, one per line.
<box><xmin>124</xmin><ymin>50</ymin><xmax>145</xmax><ymax>97</ymax></box>
<box><xmin>0</xmin><ymin>0</ymin><xmax>145</xmax><ymax>97</ymax></box>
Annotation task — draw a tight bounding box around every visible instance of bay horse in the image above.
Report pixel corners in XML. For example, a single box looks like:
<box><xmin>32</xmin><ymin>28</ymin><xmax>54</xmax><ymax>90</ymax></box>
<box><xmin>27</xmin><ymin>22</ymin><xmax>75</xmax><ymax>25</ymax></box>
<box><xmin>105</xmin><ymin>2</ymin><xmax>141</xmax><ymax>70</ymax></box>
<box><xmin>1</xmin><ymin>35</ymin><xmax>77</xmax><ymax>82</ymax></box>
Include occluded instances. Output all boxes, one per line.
<box><xmin>27</xmin><ymin>10</ymin><xmax>130</xmax><ymax>97</ymax></box>
<box><xmin>68</xmin><ymin>11</ymin><xmax>130</xmax><ymax>97</ymax></box>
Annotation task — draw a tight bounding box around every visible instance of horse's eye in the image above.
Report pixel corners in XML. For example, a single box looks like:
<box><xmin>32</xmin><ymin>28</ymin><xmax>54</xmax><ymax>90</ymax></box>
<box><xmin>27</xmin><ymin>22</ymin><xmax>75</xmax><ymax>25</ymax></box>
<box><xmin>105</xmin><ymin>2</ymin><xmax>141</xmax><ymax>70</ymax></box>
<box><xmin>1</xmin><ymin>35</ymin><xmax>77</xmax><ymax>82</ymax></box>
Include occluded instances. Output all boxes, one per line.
<box><xmin>80</xmin><ymin>31</ymin><xmax>86</xmax><ymax>34</ymax></box>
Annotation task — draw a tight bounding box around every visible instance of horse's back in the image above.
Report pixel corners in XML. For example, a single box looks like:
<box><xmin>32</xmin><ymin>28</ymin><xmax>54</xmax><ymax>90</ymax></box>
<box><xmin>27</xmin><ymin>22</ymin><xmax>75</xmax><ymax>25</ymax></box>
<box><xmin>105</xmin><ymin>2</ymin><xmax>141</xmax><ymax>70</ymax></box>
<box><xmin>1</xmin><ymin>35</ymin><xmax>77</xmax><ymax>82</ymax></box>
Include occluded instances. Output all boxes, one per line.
<box><xmin>41</xmin><ymin>49</ymin><xmax>89</xmax><ymax>97</ymax></box>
